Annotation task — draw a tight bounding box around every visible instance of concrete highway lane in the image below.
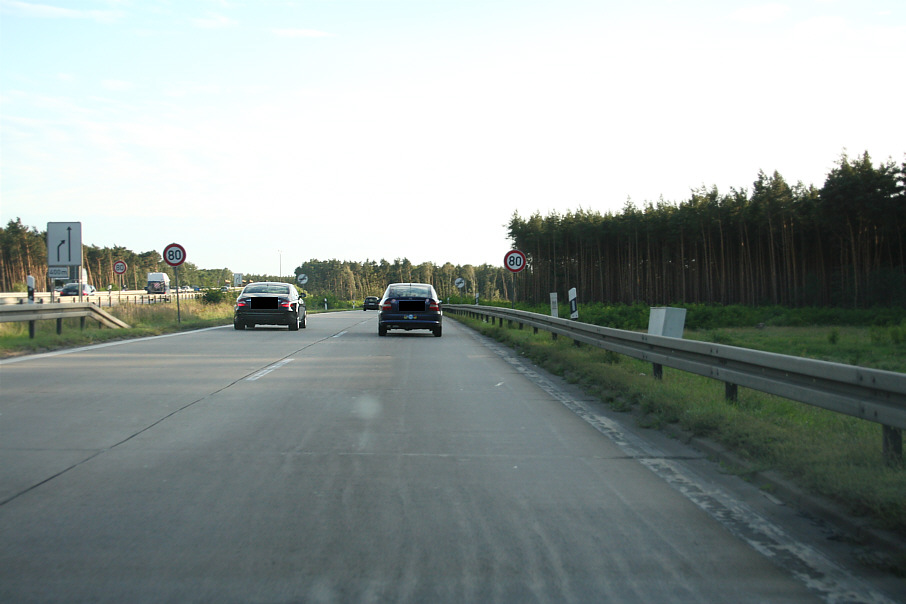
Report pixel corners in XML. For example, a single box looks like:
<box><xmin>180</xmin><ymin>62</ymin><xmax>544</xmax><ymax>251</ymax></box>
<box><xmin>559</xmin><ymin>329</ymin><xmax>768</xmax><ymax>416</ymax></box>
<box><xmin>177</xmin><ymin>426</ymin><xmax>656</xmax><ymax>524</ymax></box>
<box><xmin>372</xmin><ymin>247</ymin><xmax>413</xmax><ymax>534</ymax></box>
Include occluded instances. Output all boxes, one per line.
<box><xmin>0</xmin><ymin>312</ymin><xmax>899</xmax><ymax>602</ymax></box>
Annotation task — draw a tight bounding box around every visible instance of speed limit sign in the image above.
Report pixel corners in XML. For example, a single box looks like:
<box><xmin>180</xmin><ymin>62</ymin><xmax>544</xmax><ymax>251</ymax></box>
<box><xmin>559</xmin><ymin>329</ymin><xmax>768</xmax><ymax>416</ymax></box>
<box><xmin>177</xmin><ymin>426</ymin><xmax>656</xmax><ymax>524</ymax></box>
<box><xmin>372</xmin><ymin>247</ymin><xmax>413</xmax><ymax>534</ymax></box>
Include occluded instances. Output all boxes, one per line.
<box><xmin>504</xmin><ymin>249</ymin><xmax>526</xmax><ymax>273</ymax></box>
<box><xmin>113</xmin><ymin>260</ymin><xmax>128</xmax><ymax>275</ymax></box>
<box><xmin>163</xmin><ymin>243</ymin><xmax>186</xmax><ymax>267</ymax></box>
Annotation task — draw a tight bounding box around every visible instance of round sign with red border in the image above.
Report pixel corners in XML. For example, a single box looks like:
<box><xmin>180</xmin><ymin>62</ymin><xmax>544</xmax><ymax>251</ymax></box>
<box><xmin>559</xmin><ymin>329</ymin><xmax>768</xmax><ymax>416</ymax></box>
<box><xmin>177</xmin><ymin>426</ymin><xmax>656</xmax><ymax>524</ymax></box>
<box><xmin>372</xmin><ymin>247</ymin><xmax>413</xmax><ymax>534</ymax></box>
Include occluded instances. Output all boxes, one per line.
<box><xmin>504</xmin><ymin>249</ymin><xmax>526</xmax><ymax>273</ymax></box>
<box><xmin>113</xmin><ymin>260</ymin><xmax>128</xmax><ymax>275</ymax></box>
<box><xmin>163</xmin><ymin>243</ymin><xmax>187</xmax><ymax>267</ymax></box>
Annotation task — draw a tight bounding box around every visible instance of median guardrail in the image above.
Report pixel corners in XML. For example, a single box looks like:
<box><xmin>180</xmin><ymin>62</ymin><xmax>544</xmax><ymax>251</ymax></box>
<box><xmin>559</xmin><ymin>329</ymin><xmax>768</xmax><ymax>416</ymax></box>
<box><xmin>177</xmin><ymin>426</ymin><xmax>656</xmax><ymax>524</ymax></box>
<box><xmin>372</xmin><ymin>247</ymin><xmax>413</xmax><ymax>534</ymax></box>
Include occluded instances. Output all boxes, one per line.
<box><xmin>0</xmin><ymin>302</ymin><xmax>130</xmax><ymax>336</ymax></box>
<box><xmin>0</xmin><ymin>290</ymin><xmax>198</xmax><ymax>306</ymax></box>
<box><xmin>444</xmin><ymin>304</ymin><xmax>906</xmax><ymax>464</ymax></box>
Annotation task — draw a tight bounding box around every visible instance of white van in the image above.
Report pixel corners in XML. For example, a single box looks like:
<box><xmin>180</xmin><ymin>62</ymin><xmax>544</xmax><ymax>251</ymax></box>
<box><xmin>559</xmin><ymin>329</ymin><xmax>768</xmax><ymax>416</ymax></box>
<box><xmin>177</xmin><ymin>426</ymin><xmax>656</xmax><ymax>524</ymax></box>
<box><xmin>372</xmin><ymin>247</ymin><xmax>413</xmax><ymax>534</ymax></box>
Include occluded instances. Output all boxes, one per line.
<box><xmin>146</xmin><ymin>272</ymin><xmax>171</xmax><ymax>294</ymax></box>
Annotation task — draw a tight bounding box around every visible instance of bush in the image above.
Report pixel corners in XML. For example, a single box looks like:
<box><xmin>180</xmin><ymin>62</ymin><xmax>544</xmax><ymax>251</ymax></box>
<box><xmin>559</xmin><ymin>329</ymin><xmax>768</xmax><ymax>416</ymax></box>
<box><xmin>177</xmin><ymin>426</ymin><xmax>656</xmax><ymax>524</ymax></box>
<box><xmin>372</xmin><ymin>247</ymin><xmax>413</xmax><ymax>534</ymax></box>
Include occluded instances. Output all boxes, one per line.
<box><xmin>201</xmin><ymin>288</ymin><xmax>227</xmax><ymax>304</ymax></box>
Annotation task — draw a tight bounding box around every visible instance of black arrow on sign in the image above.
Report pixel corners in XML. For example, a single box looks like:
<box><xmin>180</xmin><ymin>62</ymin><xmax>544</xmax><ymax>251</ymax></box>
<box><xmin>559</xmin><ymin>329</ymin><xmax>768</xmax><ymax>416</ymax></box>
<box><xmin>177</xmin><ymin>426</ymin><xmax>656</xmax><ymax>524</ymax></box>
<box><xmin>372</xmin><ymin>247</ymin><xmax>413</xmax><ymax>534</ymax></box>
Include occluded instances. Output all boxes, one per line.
<box><xmin>56</xmin><ymin>240</ymin><xmax>66</xmax><ymax>262</ymax></box>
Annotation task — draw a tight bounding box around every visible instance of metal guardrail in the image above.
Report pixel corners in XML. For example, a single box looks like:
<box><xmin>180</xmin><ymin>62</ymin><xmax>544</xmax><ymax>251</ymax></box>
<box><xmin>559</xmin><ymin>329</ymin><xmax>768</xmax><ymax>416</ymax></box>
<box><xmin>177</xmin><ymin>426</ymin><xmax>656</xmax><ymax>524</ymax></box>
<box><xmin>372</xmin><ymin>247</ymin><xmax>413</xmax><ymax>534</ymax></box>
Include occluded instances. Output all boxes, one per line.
<box><xmin>0</xmin><ymin>302</ymin><xmax>130</xmax><ymax>333</ymax></box>
<box><xmin>0</xmin><ymin>290</ymin><xmax>198</xmax><ymax>306</ymax></box>
<box><xmin>445</xmin><ymin>304</ymin><xmax>906</xmax><ymax>464</ymax></box>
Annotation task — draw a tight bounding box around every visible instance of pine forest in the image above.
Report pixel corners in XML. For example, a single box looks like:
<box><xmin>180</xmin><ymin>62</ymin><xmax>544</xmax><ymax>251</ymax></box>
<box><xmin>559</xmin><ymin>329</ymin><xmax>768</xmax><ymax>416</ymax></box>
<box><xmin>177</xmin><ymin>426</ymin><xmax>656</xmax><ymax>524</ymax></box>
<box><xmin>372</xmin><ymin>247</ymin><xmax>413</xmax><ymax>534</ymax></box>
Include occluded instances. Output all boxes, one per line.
<box><xmin>2</xmin><ymin>151</ymin><xmax>904</xmax><ymax>308</ymax></box>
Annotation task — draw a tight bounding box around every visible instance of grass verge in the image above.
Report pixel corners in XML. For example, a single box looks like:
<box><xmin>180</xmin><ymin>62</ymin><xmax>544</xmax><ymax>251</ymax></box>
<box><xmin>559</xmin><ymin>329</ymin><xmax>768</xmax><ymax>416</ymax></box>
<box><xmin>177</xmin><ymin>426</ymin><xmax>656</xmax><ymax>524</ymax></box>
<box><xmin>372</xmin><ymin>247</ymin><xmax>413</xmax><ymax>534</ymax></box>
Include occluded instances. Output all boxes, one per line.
<box><xmin>0</xmin><ymin>299</ymin><xmax>235</xmax><ymax>357</ymax></box>
<box><xmin>448</xmin><ymin>314</ymin><xmax>906</xmax><ymax>548</ymax></box>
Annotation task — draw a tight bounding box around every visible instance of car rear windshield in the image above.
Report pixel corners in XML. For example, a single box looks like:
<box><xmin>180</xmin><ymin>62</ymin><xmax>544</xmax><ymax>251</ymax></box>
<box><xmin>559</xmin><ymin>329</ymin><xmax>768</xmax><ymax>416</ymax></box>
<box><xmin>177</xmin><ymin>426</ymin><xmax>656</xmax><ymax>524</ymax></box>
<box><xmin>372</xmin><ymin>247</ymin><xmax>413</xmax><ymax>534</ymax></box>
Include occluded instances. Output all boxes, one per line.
<box><xmin>386</xmin><ymin>285</ymin><xmax>433</xmax><ymax>298</ymax></box>
<box><xmin>244</xmin><ymin>285</ymin><xmax>290</xmax><ymax>295</ymax></box>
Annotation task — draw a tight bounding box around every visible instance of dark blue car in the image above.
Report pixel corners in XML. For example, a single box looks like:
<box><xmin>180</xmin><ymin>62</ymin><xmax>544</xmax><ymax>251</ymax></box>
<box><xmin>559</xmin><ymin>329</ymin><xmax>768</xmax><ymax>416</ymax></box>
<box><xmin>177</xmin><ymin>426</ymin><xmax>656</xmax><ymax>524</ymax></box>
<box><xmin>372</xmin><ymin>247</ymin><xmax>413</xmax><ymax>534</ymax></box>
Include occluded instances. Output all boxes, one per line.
<box><xmin>377</xmin><ymin>283</ymin><xmax>442</xmax><ymax>337</ymax></box>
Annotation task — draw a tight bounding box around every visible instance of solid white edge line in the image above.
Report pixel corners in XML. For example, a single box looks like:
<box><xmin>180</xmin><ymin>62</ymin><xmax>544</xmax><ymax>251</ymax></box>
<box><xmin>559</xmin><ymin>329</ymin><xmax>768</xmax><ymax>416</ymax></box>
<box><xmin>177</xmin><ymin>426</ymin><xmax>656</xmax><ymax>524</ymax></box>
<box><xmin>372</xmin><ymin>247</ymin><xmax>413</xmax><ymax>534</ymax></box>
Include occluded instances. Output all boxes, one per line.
<box><xmin>0</xmin><ymin>325</ymin><xmax>231</xmax><ymax>366</ymax></box>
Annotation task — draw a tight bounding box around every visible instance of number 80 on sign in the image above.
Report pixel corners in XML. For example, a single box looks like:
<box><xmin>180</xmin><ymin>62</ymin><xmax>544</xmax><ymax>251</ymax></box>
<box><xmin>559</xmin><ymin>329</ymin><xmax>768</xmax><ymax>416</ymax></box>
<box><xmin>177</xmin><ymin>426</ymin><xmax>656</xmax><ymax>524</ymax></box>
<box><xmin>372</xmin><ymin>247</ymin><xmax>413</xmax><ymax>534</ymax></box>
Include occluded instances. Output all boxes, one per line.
<box><xmin>163</xmin><ymin>243</ymin><xmax>187</xmax><ymax>267</ymax></box>
<box><xmin>504</xmin><ymin>249</ymin><xmax>526</xmax><ymax>273</ymax></box>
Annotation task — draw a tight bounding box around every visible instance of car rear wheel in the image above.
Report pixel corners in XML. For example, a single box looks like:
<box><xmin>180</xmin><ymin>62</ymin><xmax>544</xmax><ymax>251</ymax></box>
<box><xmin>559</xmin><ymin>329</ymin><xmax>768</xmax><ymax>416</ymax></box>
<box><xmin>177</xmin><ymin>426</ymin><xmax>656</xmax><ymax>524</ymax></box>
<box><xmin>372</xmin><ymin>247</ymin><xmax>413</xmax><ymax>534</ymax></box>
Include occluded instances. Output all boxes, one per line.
<box><xmin>433</xmin><ymin>325</ymin><xmax>442</xmax><ymax>337</ymax></box>
<box><xmin>234</xmin><ymin>322</ymin><xmax>245</xmax><ymax>330</ymax></box>
<box><xmin>378</xmin><ymin>325</ymin><xmax>387</xmax><ymax>336</ymax></box>
<box><xmin>288</xmin><ymin>313</ymin><xmax>300</xmax><ymax>331</ymax></box>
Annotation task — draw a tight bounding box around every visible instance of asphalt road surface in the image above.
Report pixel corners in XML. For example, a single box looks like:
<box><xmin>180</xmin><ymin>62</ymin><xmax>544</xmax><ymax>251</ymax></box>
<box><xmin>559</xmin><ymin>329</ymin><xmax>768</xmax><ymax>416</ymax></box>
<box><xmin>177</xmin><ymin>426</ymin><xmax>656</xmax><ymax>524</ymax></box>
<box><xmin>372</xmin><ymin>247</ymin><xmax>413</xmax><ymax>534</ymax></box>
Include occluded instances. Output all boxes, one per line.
<box><xmin>1</xmin><ymin>312</ymin><xmax>902</xmax><ymax>603</ymax></box>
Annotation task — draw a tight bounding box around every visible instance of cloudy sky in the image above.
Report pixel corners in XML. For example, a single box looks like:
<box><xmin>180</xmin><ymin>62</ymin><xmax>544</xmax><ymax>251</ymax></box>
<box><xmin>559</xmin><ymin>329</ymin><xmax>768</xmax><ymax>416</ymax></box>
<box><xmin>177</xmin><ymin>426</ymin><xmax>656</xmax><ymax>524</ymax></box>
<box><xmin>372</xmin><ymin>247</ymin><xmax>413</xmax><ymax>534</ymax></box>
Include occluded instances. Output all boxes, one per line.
<box><xmin>2</xmin><ymin>0</ymin><xmax>904</xmax><ymax>276</ymax></box>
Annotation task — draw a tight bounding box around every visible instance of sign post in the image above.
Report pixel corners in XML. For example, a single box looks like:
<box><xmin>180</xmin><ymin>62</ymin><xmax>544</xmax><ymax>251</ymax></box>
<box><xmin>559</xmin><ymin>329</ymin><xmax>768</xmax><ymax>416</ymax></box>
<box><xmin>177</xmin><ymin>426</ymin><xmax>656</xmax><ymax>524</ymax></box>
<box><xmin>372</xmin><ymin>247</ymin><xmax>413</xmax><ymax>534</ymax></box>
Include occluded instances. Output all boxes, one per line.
<box><xmin>47</xmin><ymin>222</ymin><xmax>83</xmax><ymax>300</ymax></box>
<box><xmin>454</xmin><ymin>277</ymin><xmax>465</xmax><ymax>303</ymax></box>
<box><xmin>113</xmin><ymin>260</ymin><xmax>127</xmax><ymax>302</ymax></box>
<box><xmin>504</xmin><ymin>249</ymin><xmax>526</xmax><ymax>308</ymax></box>
<box><xmin>163</xmin><ymin>243</ymin><xmax>186</xmax><ymax>323</ymax></box>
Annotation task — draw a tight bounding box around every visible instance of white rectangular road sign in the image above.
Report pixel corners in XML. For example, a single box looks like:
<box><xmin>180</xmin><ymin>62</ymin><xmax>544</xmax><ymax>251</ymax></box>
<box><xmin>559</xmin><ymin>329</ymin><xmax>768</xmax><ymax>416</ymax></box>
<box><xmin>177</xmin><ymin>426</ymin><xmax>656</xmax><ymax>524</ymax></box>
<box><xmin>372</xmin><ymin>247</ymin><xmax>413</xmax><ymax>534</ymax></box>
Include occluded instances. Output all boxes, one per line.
<box><xmin>46</xmin><ymin>222</ymin><xmax>83</xmax><ymax>266</ymax></box>
<box><xmin>48</xmin><ymin>267</ymin><xmax>70</xmax><ymax>280</ymax></box>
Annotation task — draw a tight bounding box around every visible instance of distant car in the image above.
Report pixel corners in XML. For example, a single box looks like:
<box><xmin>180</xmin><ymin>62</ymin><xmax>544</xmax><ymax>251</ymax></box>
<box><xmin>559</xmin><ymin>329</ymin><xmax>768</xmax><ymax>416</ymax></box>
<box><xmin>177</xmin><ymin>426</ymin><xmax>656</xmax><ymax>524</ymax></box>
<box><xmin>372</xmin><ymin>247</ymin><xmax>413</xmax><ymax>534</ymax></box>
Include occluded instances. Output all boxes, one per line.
<box><xmin>234</xmin><ymin>282</ymin><xmax>306</xmax><ymax>331</ymax></box>
<box><xmin>363</xmin><ymin>296</ymin><xmax>380</xmax><ymax>311</ymax></box>
<box><xmin>60</xmin><ymin>283</ymin><xmax>94</xmax><ymax>296</ymax></box>
<box><xmin>377</xmin><ymin>283</ymin><xmax>442</xmax><ymax>337</ymax></box>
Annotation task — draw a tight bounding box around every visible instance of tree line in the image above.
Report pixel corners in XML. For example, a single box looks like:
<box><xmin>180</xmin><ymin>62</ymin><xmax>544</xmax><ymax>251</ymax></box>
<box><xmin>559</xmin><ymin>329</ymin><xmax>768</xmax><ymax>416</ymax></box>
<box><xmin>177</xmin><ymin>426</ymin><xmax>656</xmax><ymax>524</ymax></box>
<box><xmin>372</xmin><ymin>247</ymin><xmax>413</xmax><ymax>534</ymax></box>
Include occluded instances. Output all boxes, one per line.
<box><xmin>0</xmin><ymin>224</ymin><xmax>235</xmax><ymax>292</ymax></box>
<box><xmin>250</xmin><ymin>259</ymin><xmax>513</xmax><ymax>303</ymax></box>
<box><xmin>508</xmin><ymin>152</ymin><xmax>905</xmax><ymax>308</ymax></box>
<box><xmin>0</xmin><ymin>223</ymin><xmax>511</xmax><ymax>301</ymax></box>
<box><xmin>4</xmin><ymin>151</ymin><xmax>903</xmax><ymax>307</ymax></box>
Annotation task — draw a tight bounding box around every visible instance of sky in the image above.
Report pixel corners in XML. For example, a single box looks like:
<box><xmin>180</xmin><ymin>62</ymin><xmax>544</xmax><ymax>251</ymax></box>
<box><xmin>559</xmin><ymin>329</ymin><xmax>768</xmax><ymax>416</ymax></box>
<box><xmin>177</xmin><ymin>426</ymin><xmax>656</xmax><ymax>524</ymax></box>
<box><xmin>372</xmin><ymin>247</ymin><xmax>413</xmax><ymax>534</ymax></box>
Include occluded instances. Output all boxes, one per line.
<box><xmin>2</xmin><ymin>0</ymin><xmax>904</xmax><ymax>277</ymax></box>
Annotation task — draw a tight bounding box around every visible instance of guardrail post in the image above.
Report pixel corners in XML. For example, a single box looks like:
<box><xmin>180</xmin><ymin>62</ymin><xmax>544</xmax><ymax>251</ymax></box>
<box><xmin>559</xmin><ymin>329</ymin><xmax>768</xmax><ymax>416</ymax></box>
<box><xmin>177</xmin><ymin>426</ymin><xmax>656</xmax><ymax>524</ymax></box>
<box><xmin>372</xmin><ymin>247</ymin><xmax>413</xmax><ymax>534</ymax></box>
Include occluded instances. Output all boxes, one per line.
<box><xmin>883</xmin><ymin>426</ymin><xmax>903</xmax><ymax>466</ymax></box>
<box><xmin>56</xmin><ymin>318</ymin><xmax>62</xmax><ymax>335</ymax></box>
<box><xmin>29</xmin><ymin>320</ymin><xmax>35</xmax><ymax>339</ymax></box>
<box><xmin>725</xmin><ymin>383</ymin><xmax>738</xmax><ymax>402</ymax></box>
<box><xmin>652</xmin><ymin>363</ymin><xmax>662</xmax><ymax>379</ymax></box>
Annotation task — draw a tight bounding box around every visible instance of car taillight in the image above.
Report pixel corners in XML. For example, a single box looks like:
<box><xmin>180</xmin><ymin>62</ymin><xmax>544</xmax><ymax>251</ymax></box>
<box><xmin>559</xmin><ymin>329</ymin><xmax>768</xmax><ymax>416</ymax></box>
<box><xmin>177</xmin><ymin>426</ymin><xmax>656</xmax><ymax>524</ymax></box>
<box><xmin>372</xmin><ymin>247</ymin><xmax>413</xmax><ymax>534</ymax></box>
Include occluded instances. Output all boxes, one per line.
<box><xmin>236</xmin><ymin>299</ymin><xmax>248</xmax><ymax>307</ymax></box>
<box><xmin>428</xmin><ymin>299</ymin><xmax>440</xmax><ymax>311</ymax></box>
<box><xmin>280</xmin><ymin>299</ymin><xmax>292</xmax><ymax>309</ymax></box>
<box><xmin>382</xmin><ymin>299</ymin><xmax>394</xmax><ymax>310</ymax></box>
